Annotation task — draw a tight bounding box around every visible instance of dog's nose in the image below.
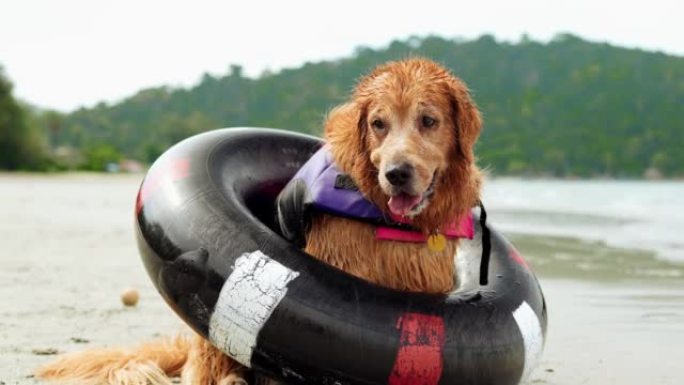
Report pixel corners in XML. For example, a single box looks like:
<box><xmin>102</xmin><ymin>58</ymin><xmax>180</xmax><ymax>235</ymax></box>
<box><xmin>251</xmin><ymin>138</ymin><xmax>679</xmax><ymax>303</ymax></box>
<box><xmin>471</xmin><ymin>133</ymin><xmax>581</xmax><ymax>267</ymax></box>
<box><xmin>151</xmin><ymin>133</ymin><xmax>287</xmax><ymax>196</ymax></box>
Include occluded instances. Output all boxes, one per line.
<box><xmin>385</xmin><ymin>163</ymin><xmax>413</xmax><ymax>187</ymax></box>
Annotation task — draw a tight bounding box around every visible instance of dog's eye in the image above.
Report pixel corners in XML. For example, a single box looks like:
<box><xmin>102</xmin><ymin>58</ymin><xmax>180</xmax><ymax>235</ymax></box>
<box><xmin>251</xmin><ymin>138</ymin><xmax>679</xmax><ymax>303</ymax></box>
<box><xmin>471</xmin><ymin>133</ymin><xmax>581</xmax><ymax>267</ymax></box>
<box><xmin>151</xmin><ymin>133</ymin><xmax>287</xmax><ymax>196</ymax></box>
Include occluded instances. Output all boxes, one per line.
<box><xmin>421</xmin><ymin>116</ymin><xmax>437</xmax><ymax>128</ymax></box>
<box><xmin>371</xmin><ymin>119</ymin><xmax>385</xmax><ymax>131</ymax></box>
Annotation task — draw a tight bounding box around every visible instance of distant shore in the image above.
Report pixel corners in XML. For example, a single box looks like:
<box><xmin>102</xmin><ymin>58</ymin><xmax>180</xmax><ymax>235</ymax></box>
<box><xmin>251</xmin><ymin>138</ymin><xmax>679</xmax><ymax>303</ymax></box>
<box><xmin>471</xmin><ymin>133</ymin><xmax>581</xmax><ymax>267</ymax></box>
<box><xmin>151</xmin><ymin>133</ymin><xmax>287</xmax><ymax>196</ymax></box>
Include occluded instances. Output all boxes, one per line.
<box><xmin>4</xmin><ymin>169</ymin><xmax>684</xmax><ymax>182</ymax></box>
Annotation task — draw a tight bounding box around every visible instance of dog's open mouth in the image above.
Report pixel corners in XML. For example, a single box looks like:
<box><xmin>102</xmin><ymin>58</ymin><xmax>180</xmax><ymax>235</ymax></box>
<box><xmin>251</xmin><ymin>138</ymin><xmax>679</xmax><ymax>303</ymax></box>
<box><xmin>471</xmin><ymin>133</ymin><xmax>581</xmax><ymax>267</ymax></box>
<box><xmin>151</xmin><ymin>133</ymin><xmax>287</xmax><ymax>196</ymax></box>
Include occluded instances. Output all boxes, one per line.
<box><xmin>387</xmin><ymin>175</ymin><xmax>436</xmax><ymax>217</ymax></box>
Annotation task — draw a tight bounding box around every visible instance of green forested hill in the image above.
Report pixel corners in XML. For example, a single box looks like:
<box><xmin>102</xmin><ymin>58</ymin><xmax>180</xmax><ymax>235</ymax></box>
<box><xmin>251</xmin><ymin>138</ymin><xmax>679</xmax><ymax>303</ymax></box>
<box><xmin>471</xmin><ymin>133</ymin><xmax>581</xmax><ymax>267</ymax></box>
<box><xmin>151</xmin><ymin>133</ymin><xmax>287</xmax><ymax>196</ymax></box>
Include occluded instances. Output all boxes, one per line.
<box><xmin>52</xmin><ymin>34</ymin><xmax>684</xmax><ymax>177</ymax></box>
<box><xmin>0</xmin><ymin>67</ymin><xmax>48</xmax><ymax>170</ymax></box>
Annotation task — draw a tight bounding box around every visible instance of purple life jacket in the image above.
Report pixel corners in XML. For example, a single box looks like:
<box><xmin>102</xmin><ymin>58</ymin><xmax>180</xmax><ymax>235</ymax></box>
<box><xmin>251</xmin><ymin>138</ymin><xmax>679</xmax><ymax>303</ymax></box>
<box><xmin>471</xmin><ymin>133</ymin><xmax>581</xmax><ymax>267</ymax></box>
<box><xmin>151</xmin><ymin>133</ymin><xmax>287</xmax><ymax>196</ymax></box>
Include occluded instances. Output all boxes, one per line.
<box><xmin>276</xmin><ymin>146</ymin><xmax>473</xmax><ymax>247</ymax></box>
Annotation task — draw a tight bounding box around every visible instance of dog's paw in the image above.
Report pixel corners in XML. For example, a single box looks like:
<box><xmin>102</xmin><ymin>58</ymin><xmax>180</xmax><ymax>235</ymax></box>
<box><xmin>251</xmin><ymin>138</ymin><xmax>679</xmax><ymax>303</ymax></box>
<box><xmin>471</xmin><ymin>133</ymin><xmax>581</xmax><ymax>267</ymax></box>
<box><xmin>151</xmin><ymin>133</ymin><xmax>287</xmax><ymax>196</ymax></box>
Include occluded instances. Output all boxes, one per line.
<box><xmin>219</xmin><ymin>373</ymin><xmax>248</xmax><ymax>385</ymax></box>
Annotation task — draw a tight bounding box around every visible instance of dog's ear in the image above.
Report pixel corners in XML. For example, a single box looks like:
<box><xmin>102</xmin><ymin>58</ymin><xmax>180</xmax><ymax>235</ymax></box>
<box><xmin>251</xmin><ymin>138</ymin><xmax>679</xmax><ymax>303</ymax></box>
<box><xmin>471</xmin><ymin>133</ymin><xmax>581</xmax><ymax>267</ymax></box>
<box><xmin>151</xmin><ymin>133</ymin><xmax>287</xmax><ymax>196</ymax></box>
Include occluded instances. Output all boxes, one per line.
<box><xmin>356</xmin><ymin>102</ymin><xmax>369</xmax><ymax>133</ymax></box>
<box><xmin>324</xmin><ymin>101</ymin><xmax>369</xmax><ymax>172</ymax></box>
<box><xmin>447</xmin><ymin>78</ymin><xmax>482</xmax><ymax>162</ymax></box>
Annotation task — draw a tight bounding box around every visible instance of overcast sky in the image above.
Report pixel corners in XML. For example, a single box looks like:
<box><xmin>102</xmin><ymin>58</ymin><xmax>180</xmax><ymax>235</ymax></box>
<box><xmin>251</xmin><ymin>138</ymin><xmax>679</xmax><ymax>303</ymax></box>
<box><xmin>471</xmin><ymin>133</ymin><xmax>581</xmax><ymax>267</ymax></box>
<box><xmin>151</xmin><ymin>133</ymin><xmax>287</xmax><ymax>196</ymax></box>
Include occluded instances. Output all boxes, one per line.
<box><xmin>1</xmin><ymin>0</ymin><xmax>682</xmax><ymax>111</ymax></box>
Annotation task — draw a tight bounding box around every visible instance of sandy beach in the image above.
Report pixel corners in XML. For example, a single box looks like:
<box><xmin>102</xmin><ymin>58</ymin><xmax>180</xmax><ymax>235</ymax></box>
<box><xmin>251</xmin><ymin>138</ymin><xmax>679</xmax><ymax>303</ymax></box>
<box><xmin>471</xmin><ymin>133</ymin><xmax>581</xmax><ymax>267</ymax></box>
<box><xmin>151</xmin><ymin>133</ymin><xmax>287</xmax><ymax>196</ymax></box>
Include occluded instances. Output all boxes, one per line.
<box><xmin>1</xmin><ymin>173</ymin><xmax>683</xmax><ymax>384</ymax></box>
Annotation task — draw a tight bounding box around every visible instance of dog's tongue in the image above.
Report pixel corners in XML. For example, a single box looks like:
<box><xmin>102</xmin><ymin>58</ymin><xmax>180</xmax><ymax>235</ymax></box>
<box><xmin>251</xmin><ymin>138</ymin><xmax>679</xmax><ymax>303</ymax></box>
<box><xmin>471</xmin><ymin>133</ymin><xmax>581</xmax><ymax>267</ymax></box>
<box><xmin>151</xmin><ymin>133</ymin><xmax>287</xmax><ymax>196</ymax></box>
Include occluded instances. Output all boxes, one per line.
<box><xmin>388</xmin><ymin>194</ymin><xmax>422</xmax><ymax>217</ymax></box>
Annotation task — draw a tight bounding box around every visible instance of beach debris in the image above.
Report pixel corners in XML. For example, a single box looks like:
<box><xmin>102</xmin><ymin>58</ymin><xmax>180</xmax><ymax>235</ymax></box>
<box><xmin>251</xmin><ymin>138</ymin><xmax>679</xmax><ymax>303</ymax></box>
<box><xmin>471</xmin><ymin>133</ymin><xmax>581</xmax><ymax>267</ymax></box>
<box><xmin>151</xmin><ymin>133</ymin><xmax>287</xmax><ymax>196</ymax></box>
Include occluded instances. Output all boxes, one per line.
<box><xmin>121</xmin><ymin>287</ymin><xmax>140</xmax><ymax>307</ymax></box>
<box><xmin>31</xmin><ymin>348</ymin><xmax>58</xmax><ymax>355</ymax></box>
<box><xmin>70</xmin><ymin>337</ymin><xmax>90</xmax><ymax>344</ymax></box>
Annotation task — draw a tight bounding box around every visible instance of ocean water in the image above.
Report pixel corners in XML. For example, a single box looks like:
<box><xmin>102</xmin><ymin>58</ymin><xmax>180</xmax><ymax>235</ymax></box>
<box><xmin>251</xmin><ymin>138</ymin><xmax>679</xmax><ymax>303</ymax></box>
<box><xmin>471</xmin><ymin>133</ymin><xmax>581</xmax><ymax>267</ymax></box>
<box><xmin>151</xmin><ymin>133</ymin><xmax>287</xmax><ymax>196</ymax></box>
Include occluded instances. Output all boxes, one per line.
<box><xmin>483</xmin><ymin>178</ymin><xmax>684</xmax><ymax>263</ymax></box>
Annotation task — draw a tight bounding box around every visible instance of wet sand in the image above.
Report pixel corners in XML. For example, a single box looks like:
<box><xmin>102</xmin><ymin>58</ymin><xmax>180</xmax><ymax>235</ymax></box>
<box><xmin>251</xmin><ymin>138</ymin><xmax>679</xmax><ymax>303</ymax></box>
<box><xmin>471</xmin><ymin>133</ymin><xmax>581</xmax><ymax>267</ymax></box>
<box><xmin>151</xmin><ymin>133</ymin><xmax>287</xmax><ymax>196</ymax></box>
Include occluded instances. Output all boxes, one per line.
<box><xmin>1</xmin><ymin>173</ymin><xmax>683</xmax><ymax>384</ymax></box>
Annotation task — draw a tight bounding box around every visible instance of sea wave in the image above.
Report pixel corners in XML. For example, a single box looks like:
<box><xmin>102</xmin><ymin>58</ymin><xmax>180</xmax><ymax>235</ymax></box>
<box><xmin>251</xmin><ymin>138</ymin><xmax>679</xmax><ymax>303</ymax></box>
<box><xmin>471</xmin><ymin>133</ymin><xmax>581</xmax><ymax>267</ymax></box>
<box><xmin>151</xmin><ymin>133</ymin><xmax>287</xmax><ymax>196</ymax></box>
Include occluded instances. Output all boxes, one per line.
<box><xmin>483</xmin><ymin>178</ymin><xmax>684</xmax><ymax>263</ymax></box>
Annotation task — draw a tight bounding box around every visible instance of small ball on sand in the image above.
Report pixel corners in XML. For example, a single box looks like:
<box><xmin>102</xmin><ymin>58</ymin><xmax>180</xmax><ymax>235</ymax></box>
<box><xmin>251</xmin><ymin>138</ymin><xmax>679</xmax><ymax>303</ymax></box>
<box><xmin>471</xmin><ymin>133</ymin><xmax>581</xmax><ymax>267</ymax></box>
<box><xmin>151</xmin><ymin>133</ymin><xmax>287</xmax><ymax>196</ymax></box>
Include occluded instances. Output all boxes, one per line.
<box><xmin>121</xmin><ymin>288</ymin><xmax>139</xmax><ymax>307</ymax></box>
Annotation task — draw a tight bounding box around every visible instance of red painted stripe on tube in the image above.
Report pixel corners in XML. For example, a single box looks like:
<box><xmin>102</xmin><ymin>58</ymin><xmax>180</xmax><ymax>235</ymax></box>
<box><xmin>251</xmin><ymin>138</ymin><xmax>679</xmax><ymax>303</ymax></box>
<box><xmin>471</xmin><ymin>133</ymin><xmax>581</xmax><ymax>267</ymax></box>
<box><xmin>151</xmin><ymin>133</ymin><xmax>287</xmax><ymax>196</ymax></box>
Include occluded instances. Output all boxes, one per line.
<box><xmin>135</xmin><ymin>158</ymin><xmax>190</xmax><ymax>214</ymax></box>
<box><xmin>509</xmin><ymin>245</ymin><xmax>529</xmax><ymax>269</ymax></box>
<box><xmin>388</xmin><ymin>313</ymin><xmax>446</xmax><ymax>385</ymax></box>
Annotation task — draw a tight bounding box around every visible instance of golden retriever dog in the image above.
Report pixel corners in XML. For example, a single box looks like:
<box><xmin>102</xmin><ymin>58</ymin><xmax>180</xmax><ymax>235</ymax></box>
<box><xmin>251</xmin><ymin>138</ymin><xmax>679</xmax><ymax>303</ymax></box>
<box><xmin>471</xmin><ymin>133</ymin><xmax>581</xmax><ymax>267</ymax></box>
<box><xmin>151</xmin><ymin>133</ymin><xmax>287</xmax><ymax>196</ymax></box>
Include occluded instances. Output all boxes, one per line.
<box><xmin>37</xmin><ymin>58</ymin><xmax>482</xmax><ymax>385</ymax></box>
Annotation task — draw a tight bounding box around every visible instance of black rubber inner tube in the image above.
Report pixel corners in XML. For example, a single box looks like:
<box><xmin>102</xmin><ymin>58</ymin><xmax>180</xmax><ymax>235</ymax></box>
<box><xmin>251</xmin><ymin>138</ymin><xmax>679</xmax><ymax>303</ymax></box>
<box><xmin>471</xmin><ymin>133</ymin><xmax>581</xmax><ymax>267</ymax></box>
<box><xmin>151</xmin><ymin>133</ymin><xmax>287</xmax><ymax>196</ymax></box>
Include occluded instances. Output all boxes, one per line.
<box><xmin>135</xmin><ymin>127</ymin><xmax>547</xmax><ymax>385</ymax></box>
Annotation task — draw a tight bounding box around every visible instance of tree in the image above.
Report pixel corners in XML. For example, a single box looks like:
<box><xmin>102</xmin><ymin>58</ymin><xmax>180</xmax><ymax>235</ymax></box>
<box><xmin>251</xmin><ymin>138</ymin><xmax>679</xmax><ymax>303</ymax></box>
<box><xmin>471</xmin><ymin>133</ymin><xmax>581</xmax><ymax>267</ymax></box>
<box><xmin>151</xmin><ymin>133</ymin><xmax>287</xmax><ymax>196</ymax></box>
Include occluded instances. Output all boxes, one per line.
<box><xmin>0</xmin><ymin>67</ymin><xmax>47</xmax><ymax>170</ymax></box>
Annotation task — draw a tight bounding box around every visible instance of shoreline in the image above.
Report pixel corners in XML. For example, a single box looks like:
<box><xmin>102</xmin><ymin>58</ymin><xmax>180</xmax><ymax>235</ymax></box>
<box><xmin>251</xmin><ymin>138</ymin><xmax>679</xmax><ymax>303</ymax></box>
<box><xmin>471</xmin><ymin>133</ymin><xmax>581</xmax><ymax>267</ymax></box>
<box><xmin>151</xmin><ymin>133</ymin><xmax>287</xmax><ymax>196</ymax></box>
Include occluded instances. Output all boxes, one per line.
<box><xmin>3</xmin><ymin>171</ymin><xmax>684</xmax><ymax>181</ymax></box>
<box><xmin>509</xmin><ymin>233</ymin><xmax>684</xmax><ymax>282</ymax></box>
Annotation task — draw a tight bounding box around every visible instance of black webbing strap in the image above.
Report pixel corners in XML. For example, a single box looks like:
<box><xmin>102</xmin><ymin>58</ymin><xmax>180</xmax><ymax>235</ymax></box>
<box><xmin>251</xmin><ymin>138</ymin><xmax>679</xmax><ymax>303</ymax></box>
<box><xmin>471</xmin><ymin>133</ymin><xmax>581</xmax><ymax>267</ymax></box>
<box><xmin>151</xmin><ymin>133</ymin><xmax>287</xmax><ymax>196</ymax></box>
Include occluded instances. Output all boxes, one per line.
<box><xmin>478</xmin><ymin>200</ymin><xmax>492</xmax><ymax>286</ymax></box>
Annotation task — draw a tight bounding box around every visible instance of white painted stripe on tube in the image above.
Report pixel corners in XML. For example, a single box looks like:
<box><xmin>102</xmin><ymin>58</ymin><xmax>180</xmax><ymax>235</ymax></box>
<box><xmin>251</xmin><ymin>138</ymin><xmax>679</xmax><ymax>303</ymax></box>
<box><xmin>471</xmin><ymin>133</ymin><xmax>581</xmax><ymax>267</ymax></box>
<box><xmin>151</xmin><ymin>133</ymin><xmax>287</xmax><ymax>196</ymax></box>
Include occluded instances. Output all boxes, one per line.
<box><xmin>513</xmin><ymin>301</ymin><xmax>544</xmax><ymax>382</ymax></box>
<box><xmin>209</xmin><ymin>250</ymin><xmax>299</xmax><ymax>367</ymax></box>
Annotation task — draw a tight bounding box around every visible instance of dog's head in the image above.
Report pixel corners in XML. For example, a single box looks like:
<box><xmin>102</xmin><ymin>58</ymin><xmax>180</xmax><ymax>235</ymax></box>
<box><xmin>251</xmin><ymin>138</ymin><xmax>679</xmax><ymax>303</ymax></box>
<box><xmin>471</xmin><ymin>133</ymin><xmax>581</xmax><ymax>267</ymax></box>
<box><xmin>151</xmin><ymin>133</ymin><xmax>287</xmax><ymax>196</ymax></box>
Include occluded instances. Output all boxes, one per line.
<box><xmin>326</xmin><ymin>59</ymin><xmax>482</xmax><ymax>231</ymax></box>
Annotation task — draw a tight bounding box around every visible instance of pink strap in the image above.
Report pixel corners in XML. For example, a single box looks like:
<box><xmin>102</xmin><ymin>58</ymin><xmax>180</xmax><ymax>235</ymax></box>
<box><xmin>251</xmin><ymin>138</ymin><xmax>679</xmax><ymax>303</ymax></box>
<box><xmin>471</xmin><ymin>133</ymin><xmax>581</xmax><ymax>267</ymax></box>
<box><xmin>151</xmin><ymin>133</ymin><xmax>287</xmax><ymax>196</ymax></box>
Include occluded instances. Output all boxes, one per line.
<box><xmin>443</xmin><ymin>215</ymin><xmax>475</xmax><ymax>239</ymax></box>
<box><xmin>376</xmin><ymin>227</ymin><xmax>429</xmax><ymax>242</ymax></box>
<box><xmin>376</xmin><ymin>214</ymin><xmax>474</xmax><ymax>243</ymax></box>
